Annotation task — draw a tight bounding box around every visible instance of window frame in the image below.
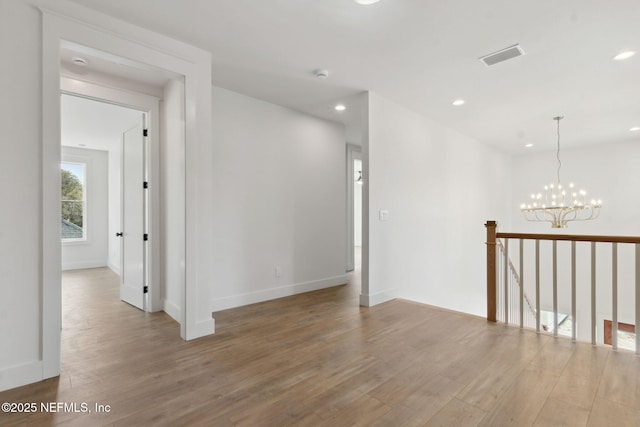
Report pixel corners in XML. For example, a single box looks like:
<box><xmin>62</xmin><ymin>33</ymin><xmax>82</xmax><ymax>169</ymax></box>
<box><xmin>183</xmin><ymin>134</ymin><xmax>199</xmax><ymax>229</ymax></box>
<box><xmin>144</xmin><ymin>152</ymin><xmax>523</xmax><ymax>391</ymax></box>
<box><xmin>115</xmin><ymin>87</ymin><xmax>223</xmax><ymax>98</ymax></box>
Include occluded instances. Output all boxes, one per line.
<box><xmin>61</xmin><ymin>160</ymin><xmax>87</xmax><ymax>243</ymax></box>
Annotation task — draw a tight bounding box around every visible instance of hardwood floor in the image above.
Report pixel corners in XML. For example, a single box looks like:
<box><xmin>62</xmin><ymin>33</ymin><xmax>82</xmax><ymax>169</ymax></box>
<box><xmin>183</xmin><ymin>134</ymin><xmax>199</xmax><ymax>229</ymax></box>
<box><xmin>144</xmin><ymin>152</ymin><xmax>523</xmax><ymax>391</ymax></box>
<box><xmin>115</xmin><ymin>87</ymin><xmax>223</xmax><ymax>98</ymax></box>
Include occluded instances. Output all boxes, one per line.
<box><xmin>2</xmin><ymin>267</ymin><xmax>640</xmax><ymax>426</ymax></box>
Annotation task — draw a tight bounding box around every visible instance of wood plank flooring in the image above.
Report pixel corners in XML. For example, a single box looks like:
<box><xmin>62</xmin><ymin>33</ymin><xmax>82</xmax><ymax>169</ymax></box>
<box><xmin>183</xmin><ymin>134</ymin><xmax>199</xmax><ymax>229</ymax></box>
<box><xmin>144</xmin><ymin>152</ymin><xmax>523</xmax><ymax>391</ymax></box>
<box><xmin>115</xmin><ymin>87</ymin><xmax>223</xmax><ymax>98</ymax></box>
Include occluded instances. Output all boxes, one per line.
<box><xmin>2</xmin><ymin>267</ymin><xmax>640</xmax><ymax>426</ymax></box>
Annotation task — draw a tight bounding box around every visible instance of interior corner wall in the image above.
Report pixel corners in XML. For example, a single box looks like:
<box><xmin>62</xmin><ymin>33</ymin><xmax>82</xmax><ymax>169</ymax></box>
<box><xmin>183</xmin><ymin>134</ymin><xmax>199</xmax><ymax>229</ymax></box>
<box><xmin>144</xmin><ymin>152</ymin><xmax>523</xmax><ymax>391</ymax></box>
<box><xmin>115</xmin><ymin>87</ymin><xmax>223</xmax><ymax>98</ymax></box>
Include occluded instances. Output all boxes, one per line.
<box><xmin>61</xmin><ymin>147</ymin><xmax>109</xmax><ymax>270</ymax></box>
<box><xmin>209</xmin><ymin>86</ymin><xmax>348</xmax><ymax>312</ymax></box>
<box><xmin>366</xmin><ymin>92</ymin><xmax>511</xmax><ymax>316</ymax></box>
<box><xmin>160</xmin><ymin>79</ymin><xmax>185</xmax><ymax>323</ymax></box>
<box><xmin>0</xmin><ymin>0</ymin><xmax>43</xmax><ymax>390</ymax></box>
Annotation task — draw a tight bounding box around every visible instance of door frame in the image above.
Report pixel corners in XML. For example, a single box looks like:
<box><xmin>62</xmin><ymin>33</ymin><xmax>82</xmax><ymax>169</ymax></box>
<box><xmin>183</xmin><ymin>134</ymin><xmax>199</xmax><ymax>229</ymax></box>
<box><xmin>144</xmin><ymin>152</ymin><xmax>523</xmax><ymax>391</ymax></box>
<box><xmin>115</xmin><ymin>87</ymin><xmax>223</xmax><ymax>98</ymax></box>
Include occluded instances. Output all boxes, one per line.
<box><xmin>61</xmin><ymin>78</ymin><xmax>160</xmax><ymax>313</ymax></box>
<box><xmin>346</xmin><ymin>144</ymin><xmax>362</xmax><ymax>272</ymax></box>
<box><xmin>41</xmin><ymin>6</ymin><xmax>214</xmax><ymax>382</ymax></box>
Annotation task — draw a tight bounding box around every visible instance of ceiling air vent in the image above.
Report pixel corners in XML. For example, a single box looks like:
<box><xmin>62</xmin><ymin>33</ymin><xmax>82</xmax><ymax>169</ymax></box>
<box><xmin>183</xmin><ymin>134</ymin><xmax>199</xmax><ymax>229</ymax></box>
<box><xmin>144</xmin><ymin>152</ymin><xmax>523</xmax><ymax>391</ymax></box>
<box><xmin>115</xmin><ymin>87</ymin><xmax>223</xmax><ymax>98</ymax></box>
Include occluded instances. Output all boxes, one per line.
<box><xmin>479</xmin><ymin>44</ymin><xmax>525</xmax><ymax>67</ymax></box>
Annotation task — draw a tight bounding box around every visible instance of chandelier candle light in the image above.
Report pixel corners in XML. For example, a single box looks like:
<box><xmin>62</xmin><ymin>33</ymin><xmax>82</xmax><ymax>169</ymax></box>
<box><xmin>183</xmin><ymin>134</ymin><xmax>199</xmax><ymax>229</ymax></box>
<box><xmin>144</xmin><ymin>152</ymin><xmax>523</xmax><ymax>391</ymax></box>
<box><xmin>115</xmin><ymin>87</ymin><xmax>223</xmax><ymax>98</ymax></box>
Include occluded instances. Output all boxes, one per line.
<box><xmin>520</xmin><ymin>116</ymin><xmax>602</xmax><ymax>228</ymax></box>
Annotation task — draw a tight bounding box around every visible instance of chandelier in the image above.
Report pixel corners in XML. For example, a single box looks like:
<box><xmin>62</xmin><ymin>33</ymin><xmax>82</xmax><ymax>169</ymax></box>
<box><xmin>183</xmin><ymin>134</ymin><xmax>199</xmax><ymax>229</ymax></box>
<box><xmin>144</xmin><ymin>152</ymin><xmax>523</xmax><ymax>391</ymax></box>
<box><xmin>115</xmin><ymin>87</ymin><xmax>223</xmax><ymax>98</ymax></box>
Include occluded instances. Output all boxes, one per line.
<box><xmin>520</xmin><ymin>116</ymin><xmax>601</xmax><ymax>228</ymax></box>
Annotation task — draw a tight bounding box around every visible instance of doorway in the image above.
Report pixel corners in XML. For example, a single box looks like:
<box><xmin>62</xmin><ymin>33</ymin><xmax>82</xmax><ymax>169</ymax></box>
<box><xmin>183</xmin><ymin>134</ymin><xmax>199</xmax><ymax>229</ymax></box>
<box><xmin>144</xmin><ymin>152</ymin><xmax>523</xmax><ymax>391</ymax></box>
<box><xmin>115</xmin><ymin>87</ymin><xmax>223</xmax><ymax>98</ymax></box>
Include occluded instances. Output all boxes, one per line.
<box><xmin>346</xmin><ymin>144</ymin><xmax>363</xmax><ymax>273</ymax></box>
<box><xmin>41</xmin><ymin>8</ymin><xmax>214</xmax><ymax>385</ymax></box>
<box><xmin>61</xmin><ymin>93</ymin><xmax>147</xmax><ymax>310</ymax></box>
<box><xmin>353</xmin><ymin>158</ymin><xmax>363</xmax><ymax>272</ymax></box>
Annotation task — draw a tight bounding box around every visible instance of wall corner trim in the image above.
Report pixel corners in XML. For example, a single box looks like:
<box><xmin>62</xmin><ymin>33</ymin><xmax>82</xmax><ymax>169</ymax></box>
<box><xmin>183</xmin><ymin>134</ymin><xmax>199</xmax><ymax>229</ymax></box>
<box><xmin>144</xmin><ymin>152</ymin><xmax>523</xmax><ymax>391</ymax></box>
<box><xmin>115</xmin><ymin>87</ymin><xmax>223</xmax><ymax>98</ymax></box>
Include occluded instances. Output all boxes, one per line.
<box><xmin>0</xmin><ymin>361</ymin><xmax>44</xmax><ymax>392</ymax></box>
<box><xmin>359</xmin><ymin>289</ymin><xmax>397</xmax><ymax>307</ymax></box>
<box><xmin>185</xmin><ymin>319</ymin><xmax>216</xmax><ymax>341</ymax></box>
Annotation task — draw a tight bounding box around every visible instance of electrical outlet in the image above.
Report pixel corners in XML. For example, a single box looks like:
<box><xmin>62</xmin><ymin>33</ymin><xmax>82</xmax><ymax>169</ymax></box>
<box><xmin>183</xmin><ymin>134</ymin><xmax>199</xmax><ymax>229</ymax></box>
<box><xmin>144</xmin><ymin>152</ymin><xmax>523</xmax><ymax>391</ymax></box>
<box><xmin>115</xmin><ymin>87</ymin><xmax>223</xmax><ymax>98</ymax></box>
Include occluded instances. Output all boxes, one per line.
<box><xmin>379</xmin><ymin>210</ymin><xmax>389</xmax><ymax>221</ymax></box>
<box><xmin>275</xmin><ymin>266</ymin><xmax>282</xmax><ymax>278</ymax></box>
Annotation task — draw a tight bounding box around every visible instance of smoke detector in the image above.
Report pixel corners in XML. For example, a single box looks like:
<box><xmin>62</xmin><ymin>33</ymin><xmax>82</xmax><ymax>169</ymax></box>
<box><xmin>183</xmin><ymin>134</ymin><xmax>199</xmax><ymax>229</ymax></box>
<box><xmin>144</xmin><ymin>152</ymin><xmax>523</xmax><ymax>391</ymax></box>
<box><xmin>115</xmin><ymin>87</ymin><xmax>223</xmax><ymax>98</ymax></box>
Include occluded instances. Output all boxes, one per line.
<box><xmin>314</xmin><ymin>69</ymin><xmax>329</xmax><ymax>79</ymax></box>
<box><xmin>479</xmin><ymin>44</ymin><xmax>525</xmax><ymax>67</ymax></box>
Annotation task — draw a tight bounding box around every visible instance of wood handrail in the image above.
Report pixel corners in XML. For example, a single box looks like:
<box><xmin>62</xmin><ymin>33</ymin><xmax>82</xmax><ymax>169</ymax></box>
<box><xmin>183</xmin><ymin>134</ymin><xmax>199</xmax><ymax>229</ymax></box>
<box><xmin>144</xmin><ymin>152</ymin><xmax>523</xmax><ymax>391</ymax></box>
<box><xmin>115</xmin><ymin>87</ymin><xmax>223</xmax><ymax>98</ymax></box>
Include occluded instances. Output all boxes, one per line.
<box><xmin>496</xmin><ymin>232</ymin><xmax>640</xmax><ymax>244</ymax></box>
<box><xmin>485</xmin><ymin>220</ymin><xmax>640</xmax><ymax>325</ymax></box>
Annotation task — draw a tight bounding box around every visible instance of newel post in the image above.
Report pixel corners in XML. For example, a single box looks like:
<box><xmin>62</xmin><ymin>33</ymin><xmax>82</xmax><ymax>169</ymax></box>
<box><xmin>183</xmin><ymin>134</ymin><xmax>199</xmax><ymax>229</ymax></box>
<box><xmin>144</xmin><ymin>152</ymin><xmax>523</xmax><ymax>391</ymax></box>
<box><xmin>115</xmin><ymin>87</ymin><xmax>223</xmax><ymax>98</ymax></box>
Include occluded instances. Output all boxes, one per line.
<box><xmin>485</xmin><ymin>221</ymin><xmax>497</xmax><ymax>322</ymax></box>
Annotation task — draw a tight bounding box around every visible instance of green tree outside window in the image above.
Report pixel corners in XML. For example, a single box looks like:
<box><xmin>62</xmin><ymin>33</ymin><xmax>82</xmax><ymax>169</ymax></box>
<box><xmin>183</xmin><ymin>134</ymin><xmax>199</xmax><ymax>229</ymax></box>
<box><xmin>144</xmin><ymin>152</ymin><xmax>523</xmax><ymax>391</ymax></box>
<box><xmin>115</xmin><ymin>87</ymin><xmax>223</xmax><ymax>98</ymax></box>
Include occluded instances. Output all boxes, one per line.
<box><xmin>61</xmin><ymin>163</ymin><xmax>85</xmax><ymax>238</ymax></box>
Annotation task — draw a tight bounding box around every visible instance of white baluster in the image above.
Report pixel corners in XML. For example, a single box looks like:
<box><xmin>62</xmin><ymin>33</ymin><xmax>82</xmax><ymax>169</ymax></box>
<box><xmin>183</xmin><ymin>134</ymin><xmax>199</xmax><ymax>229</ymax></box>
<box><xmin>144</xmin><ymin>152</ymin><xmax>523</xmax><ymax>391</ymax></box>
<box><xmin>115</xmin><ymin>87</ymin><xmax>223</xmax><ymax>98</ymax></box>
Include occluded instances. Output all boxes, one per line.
<box><xmin>536</xmin><ymin>240</ymin><xmax>540</xmax><ymax>333</ymax></box>
<box><xmin>591</xmin><ymin>242</ymin><xmax>596</xmax><ymax>345</ymax></box>
<box><xmin>612</xmin><ymin>243</ymin><xmax>618</xmax><ymax>351</ymax></box>
<box><xmin>571</xmin><ymin>241</ymin><xmax>576</xmax><ymax>342</ymax></box>
<box><xmin>553</xmin><ymin>240</ymin><xmax>558</xmax><ymax>337</ymax></box>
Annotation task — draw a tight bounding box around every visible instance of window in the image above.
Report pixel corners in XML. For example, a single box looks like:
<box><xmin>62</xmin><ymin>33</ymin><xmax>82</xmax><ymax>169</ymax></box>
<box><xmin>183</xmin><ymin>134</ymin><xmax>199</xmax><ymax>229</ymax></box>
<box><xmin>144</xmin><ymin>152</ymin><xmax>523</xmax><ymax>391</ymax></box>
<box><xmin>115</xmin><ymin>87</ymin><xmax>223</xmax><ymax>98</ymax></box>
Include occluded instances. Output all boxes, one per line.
<box><xmin>61</xmin><ymin>162</ymin><xmax>86</xmax><ymax>241</ymax></box>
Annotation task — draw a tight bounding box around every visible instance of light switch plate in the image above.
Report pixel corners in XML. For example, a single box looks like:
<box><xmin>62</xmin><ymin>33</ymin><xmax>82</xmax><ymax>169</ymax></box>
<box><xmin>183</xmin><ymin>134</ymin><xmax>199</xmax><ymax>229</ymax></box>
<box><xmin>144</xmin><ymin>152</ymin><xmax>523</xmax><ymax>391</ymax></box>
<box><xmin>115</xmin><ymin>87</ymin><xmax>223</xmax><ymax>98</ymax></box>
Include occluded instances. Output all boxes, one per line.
<box><xmin>379</xmin><ymin>210</ymin><xmax>389</xmax><ymax>221</ymax></box>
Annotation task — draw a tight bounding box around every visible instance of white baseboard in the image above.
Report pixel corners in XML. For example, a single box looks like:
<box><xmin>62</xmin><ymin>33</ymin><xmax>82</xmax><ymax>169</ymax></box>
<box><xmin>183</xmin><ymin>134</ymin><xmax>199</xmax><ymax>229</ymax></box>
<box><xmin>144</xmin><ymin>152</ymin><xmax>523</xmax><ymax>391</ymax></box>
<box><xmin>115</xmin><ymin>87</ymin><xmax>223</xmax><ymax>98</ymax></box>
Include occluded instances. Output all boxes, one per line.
<box><xmin>210</xmin><ymin>274</ymin><xmax>350</xmax><ymax>313</ymax></box>
<box><xmin>107</xmin><ymin>262</ymin><xmax>121</xmax><ymax>276</ymax></box>
<box><xmin>163</xmin><ymin>299</ymin><xmax>181</xmax><ymax>323</ymax></box>
<box><xmin>360</xmin><ymin>288</ymin><xmax>397</xmax><ymax>307</ymax></box>
<box><xmin>185</xmin><ymin>318</ymin><xmax>215</xmax><ymax>341</ymax></box>
<box><xmin>62</xmin><ymin>260</ymin><xmax>108</xmax><ymax>271</ymax></box>
<box><xmin>0</xmin><ymin>361</ymin><xmax>43</xmax><ymax>392</ymax></box>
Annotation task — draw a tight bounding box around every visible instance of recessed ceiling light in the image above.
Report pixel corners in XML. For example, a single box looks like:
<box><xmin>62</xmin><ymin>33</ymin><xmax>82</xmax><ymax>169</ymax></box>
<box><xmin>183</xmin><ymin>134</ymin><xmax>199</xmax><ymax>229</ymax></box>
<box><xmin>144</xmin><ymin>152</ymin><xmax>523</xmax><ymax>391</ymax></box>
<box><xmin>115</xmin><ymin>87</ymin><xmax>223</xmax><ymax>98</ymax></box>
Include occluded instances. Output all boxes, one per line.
<box><xmin>452</xmin><ymin>99</ymin><xmax>465</xmax><ymax>106</ymax></box>
<box><xmin>71</xmin><ymin>56</ymin><xmax>89</xmax><ymax>66</ymax></box>
<box><xmin>314</xmin><ymin>69</ymin><xmax>329</xmax><ymax>79</ymax></box>
<box><xmin>630</xmin><ymin>126</ymin><xmax>640</xmax><ymax>131</ymax></box>
<box><xmin>614</xmin><ymin>51</ymin><xmax>636</xmax><ymax>61</ymax></box>
<box><xmin>354</xmin><ymin>0</ymin><xmax>381</xmax><ymax>4</ymax></box>
<box><xmin>335</xmin><ymin>104</ymin><xmax>346</xmax><ymax>111</ymax></box>
<box><xmin>525</xmin><ymin>143</ymin><xmax>534</xmax><ymax>148</ymax></box>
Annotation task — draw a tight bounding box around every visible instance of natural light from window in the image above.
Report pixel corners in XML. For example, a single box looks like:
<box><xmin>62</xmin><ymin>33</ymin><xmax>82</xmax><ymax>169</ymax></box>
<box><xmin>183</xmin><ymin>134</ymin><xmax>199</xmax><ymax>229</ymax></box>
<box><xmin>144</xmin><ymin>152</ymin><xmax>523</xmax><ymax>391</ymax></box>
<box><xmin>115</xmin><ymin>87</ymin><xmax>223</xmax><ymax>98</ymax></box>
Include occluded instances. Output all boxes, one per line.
<box><xmin>61</xmin><ymin>162</ymin><xmax>86</xmax><ymax>241</ymax></box>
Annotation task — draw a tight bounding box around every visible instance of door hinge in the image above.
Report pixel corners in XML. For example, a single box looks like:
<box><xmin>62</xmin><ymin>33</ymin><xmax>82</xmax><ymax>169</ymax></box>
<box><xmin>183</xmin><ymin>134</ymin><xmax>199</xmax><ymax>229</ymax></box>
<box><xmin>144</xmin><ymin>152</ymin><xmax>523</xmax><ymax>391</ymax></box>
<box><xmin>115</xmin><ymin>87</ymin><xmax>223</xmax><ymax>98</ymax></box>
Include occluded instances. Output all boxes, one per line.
<box><xmin>143</xmin><ymin>233</ymin><xmax>149</xmax><ymax>241</ymax></box>
<box><xmin>143</xmin><ymin>181</ymin><xmax>148</xmax><ymax>189</ymax></box>
<box><xmin>143</xmin><ymin>286</ymin><xmax>149</xmax><ymax>294</ymax></box>
<box><xmin>143</xmin><ymin>129</ymin><xmax>148</xmax><ymax>137</ymax></box>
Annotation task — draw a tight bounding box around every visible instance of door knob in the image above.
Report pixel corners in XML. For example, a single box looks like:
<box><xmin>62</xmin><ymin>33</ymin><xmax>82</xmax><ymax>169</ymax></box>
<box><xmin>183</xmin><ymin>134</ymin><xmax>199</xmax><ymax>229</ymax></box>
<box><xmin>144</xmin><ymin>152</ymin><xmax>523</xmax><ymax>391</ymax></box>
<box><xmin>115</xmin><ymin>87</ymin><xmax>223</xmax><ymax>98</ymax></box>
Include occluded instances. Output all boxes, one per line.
<box><xmin>116</xmin><ymin>232</ymin><xmax>123</xmax><ymax>237</ymax></box>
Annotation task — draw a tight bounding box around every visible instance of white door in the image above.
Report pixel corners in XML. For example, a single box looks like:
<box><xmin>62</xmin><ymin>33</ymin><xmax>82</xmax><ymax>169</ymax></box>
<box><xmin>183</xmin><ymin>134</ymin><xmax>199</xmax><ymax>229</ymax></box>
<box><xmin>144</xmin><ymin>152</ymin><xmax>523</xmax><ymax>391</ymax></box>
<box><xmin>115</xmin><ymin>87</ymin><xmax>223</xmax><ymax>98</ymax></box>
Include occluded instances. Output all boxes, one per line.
<box><xmin>120</xmin><ymin>116</ymin><xmax>146</xmax><ymax>310</ymax></box>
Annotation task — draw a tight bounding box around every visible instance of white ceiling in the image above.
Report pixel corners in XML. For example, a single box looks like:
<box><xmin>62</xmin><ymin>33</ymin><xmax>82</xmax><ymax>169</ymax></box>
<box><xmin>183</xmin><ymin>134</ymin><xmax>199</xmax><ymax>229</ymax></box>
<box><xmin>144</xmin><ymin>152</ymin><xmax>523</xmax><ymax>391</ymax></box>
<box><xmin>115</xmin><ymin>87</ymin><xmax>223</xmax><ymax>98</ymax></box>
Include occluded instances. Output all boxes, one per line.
<box><xmin>61</xmin><ymin>94</ymin><xmax>142</xmax><ymax>151</ymax></box>
<box><xmin>66</xmin><ymin>0</ymin><xmax>640</xmax><ymax>153</ymax></box>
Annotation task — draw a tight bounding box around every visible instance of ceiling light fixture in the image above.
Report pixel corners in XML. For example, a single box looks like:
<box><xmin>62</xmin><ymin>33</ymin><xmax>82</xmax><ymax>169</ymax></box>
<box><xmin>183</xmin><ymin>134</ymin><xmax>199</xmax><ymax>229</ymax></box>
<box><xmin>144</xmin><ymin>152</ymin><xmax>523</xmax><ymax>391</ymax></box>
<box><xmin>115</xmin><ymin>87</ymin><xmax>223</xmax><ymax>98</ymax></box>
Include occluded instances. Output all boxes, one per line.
<box><xmin>520</xmin><ymin>116</ymin><xmax>601</xmax><ymax>228</ymax></box>
<box><xmin>613</xmin><ymin>51</ymin><xmax>636</xmax><ymax>61</ymax></box>
<box><xmin>71</xmin><ymin>56</ymin><xmax>89</xmax><ymax>66</ymax></box>
<box><xmin>525</xmin><ymin>143</ymin><xmax>533</xmax><ymax>148</ymax></box>
<box><xmin>314</xmin><ymin>69</ymin><xmax>329</xmax><ymax>79</ymax></box>
<box><xmin>630</xmin><ymin>126</ymin><xmax>640</xmax><ymax>132</ymax></box>
<box><xmin>452</xmin><ymin>99</ymin><xmax>465</xmax><ymax>106</ymax></box>
<box><xmin>335</xmin><ymin>104</ymin><xmax>346</xmax><ymax>111</ymax></box>
<box><xmin>354</xmin><ymin>0</ymin><xmax>381</xmax><ymax>4</ymax></box>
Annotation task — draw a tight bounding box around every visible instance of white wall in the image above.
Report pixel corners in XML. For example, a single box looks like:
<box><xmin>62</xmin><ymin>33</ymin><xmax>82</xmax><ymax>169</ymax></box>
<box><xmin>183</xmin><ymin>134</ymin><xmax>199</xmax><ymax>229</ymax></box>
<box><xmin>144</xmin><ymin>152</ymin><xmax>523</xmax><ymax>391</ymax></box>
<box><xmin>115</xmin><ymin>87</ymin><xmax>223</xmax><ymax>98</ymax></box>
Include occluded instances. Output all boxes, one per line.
<box><xmin>365</xmin><ymin>92</ymin><xmax>512</xmax><ymax>316</ymax></box>
<box><xmin>510</xmin><ymin>140</ymin><xmax>640</xmax><ymax>341</ymax></box>
<box><xmin>0</xmin><ymin>0</ymin><xmax>46</xmax><ymax>389</ymax></box>
<box><xmin>160</xmin><ymin>79</ymin><xmax>185</xmax><ymax>322</ymax></box>
<box><xmin>209</xmin><ymin>86</ymin><xmax>348</xmax><ymax>311</ymax></box>
<box><xmin>61</xmin><ymin>147</ymin><xmax>109</xmax><ymax>270</ymax></box>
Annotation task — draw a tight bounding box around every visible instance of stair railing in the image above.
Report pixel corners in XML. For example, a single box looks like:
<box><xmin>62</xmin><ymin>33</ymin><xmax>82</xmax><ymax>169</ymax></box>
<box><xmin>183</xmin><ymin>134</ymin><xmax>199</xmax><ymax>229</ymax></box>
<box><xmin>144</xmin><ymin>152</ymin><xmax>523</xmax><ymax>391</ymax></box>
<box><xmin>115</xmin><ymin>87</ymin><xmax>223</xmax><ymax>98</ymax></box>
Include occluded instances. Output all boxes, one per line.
<box><xmin>485</xmin><ymin>220</ymin><xmax>640</xmax><ymax>354</ymax></box>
